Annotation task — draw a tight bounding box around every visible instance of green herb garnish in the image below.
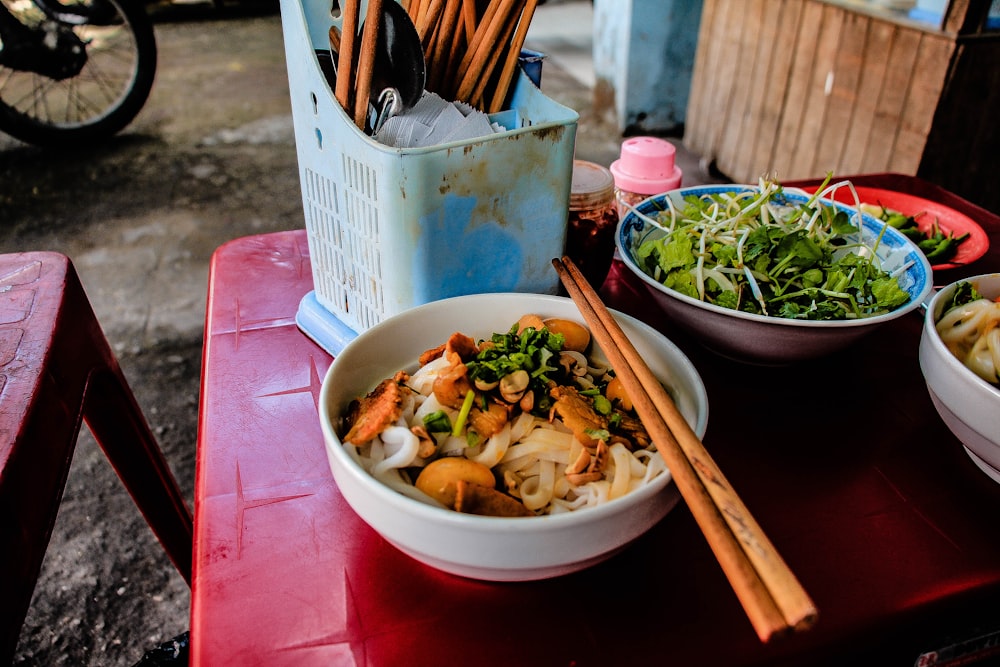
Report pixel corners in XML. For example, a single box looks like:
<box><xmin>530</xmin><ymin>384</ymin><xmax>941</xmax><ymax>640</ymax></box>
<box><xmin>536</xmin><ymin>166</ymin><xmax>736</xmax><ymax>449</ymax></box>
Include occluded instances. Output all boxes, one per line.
<box><xmin>422</xmin><ymin>410</ymin><xmax>452</xmax><ymax>434</ymax></box>
<box><xmin>452</xmin><ymin>389</ymin><xmax>476</xmax><ymax>437</ymax></box>
<box><xmin>944</xmin><ymin>281</ymin><xmax>983</xmax><ymax>314</ymax></box>
<box><xmin>465</xmin><ymin>323</ymin><xmax>566</xmax><ymax>414</ymax></box>
<box><xmin>634</xmin><ymin>179</ymin><xmax>911</xmax><ymax>320</ymax></box>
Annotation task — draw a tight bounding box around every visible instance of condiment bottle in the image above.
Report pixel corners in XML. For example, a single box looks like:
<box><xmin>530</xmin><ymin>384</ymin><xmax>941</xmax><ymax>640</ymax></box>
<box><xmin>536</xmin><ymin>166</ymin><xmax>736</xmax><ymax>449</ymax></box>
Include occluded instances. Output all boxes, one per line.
<box><xmin>609</xmin><ymin>136</ymin><xmax>683</xmax><ymax>218</ymax></box>
<box><xmin>565</xmin><ymin>160</ymin><xmax>619</xmax><ymax>289</ymax></box>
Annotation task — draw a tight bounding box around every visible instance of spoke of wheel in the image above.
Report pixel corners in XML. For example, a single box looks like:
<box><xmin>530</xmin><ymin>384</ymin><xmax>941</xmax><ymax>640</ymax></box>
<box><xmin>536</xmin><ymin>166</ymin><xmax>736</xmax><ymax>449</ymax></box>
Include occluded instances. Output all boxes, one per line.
<box><xmin>0</xmin><ymin>1</ymin><xmax>142</xmax><ymax>129</ymax></box>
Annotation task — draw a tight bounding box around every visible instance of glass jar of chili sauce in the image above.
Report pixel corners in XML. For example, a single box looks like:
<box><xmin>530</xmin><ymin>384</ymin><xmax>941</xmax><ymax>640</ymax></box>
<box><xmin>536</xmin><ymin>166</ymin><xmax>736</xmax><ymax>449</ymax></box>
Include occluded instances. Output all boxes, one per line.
<box><xmin>565</xmin><ymin>160</ymin><xmax>619</xmax><ymax>289</ymax></box>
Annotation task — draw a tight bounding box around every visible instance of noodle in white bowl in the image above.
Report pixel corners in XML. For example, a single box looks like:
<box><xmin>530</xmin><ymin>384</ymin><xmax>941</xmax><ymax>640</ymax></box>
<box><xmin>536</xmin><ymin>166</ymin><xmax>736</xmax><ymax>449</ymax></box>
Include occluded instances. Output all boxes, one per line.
<box><xmin>936</xmin><ymin>296</ymin><xmax>1000</xmax><ymax>385</ymax></box>
<box><xmin>343</xmin><ymin>316</ymin><xmax>672</xmax><ymax>516</ymax></box>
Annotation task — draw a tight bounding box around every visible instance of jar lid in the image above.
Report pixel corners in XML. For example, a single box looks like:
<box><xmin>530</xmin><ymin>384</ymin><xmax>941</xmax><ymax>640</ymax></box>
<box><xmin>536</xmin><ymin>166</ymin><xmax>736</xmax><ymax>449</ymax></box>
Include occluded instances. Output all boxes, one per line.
<box><xmin>570</xmin><ymin>160</ymin><xmax>615</xmax><ymax>210</ymax></box>
<box><xmin>609</xmin><ymin>136</ymin><xmax>683</xmax><ymax>195</ymax></box>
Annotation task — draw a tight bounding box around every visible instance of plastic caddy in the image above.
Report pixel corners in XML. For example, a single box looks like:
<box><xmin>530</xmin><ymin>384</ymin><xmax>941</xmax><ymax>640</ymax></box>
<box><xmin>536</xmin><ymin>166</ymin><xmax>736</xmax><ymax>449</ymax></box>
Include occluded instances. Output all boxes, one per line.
<box><xmin>278</xmin><ymin>0</ymin><xmax>579</xmax><ymax>354</ymax></box>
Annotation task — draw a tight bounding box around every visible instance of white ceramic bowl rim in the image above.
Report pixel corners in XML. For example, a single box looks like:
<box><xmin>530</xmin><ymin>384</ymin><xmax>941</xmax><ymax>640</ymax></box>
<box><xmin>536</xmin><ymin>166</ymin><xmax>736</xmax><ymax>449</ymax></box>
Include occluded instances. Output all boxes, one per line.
<box><xmin>616</xmin><ymin>184</ymin><xmax>934</xmax><ymax>329</ymax></box>
<box><xmin>319</xmin><ymin>292</ymin><xmax>710</xmax><ymax>529</ymax></box>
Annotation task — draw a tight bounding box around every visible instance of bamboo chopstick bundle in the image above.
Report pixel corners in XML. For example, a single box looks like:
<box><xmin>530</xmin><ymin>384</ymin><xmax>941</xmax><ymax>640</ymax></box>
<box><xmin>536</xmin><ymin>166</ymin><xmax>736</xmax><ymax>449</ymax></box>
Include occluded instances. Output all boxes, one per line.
<box><xmin>416</xmin><ymin>0</ymin><xmax>491</xmax><ymax>99</ymax></box>
<box><xmin>411</xmin><ymin>0</ymin><xmax>464</xmax><ymax>96</ymax></box>
<box><xmin>447</xmin><ymin>5</ymin><xmax>470</xmax><ymax>68</ymax></box>
<box><xmin>552</xmin><ymin>256</ymin><xmax>818</xmax><ymax>642</ymax></box>
<box><xmin>410</xmin><ymin>0</ymin><xmax>540</xmax><ymax>109</ymax></box>
<box><xmin>438</xmin><ymin>0</ymin><xmax>481</xmax><ymax>96</ymax></box>
<box><xmin>466</xmin><ymin>1</ymin><xmax>519</xmax><ymax>108</ymax></box>
<box><xmin>453</xmin><ymin>0</ymin><xmax>520</xmax><ymax>102</ymax></box>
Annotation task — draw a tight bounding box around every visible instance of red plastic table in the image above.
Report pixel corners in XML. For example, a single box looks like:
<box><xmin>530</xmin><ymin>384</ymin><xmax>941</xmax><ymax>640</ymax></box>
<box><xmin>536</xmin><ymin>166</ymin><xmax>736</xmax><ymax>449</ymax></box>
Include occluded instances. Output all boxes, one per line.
<box><xmin>192</xmin><ymin>175</ymin><xmax>1000</xmax><ymax>666</ymax></box>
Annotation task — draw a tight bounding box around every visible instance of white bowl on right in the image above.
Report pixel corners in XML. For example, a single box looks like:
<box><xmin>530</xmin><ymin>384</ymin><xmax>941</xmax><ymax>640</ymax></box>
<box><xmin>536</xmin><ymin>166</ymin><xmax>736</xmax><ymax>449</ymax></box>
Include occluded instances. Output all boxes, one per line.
<box><xmin>918</xmin><ymin>273</ymin><xmax>1000</xmax><ymax>483</ymax></box>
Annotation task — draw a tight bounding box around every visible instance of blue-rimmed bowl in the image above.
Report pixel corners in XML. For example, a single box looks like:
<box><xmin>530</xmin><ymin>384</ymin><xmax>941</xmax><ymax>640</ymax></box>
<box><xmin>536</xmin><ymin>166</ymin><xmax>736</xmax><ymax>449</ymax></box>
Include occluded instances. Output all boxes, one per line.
<box><xmin>616</xmin><ymin>185</ymin><xmax>934</xmax><ymax>364</ymax></box>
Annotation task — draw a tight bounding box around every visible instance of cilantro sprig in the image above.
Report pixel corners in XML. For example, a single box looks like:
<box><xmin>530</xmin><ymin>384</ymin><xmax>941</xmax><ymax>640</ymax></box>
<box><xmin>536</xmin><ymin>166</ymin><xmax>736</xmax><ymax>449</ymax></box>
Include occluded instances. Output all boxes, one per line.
<box><xmin>465</xmin><ymin>323</ymin><xmax>566</xmax><ymax>414</ymax></box>
<box><xmin>943</xmin><ymin>280</ymin><xmax>983</xmax><ymax>314</ymax></box>
<box><xmin>634</xmin><ymin>179</ymin><xmax>911</xmax><ymax>321</ymax></box>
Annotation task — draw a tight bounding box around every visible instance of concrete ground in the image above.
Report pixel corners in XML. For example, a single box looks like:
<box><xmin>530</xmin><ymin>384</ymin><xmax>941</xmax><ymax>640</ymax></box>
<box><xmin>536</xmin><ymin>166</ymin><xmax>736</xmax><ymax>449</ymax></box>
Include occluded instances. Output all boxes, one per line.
<box><xmin>2</xmin><ymin>1</ymin><xmax>718</xmax><ymax>664</ymax></box>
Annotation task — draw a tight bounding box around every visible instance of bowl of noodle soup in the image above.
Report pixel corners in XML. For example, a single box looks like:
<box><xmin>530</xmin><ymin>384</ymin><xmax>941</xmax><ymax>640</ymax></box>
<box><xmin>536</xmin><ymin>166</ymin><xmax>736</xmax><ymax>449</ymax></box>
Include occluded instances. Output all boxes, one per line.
<box><xmin>318</xmin><ymin>293</ymin><xmax>708</xmax><ymax>581</ymax></box>
<box><xmin>919</xmin><ymin>273</ymin><xmax>1000</xmax><ymax>484</ymax></box>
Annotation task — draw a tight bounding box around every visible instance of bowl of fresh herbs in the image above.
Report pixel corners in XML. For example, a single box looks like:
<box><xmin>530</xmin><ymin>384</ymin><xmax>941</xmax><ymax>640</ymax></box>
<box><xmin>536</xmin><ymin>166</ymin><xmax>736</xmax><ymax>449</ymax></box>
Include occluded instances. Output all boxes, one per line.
<box><xmin>616</xmin><ymin>180</ymin><xmax>933</xmax><ymax>364</ymax></box>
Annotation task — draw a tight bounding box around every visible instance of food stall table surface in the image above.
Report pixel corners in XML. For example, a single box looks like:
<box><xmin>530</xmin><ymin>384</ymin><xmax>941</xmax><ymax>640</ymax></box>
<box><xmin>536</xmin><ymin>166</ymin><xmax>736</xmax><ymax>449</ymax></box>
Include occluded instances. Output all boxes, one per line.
<box><xmin>191</xmin><ymin>174</ymin><xmax>1000</xmax><ymax>666</ymax></box>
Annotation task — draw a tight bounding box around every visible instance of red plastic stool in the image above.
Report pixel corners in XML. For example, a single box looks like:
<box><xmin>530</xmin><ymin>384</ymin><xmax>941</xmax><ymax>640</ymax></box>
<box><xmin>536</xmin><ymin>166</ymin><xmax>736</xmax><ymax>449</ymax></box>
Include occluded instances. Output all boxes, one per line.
<box><xmin>0</xmin><ymin>252</ymin><xmax>193</xmax><ymax>663</ymax></box>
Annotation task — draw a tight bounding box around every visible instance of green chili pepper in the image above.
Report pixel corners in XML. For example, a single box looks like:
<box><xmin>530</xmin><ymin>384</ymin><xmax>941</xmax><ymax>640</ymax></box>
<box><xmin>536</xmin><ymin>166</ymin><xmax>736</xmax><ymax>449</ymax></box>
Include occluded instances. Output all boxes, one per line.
<box><xmin>923</xmin><ymin>237</ymin><xmax>954</xmax><ymax>261</ymax></box>
<box><xmin>884</xmin><ymin>212</ymin><xmax>912</xmax><ymax>229</ymax></box>
<box><xmin>918</xmin><ymin>237</ymin><xmax>941</xmax><ymax>252</ymax></box>
<box><xmin>924</xmin><ymin>232</ymin><xmax>970</xmax><ymax>262</ymax></box>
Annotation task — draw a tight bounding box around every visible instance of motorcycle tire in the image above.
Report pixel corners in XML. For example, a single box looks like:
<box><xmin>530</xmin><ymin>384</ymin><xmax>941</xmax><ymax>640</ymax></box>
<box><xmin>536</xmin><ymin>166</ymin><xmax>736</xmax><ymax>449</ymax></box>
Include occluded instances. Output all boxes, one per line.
<box><xmin>0</xmin><ymin>0</ymin><xmax>156</xmax><ymax>147</ymax></box>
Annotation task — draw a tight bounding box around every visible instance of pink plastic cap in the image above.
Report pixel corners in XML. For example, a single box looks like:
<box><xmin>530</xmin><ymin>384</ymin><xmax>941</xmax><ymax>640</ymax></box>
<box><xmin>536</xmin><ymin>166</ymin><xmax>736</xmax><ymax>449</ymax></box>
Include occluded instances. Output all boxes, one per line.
<box><xmin>609</xmin><ymin>136</ymin><xmax>683</xmax><ymax>195</ymax></box>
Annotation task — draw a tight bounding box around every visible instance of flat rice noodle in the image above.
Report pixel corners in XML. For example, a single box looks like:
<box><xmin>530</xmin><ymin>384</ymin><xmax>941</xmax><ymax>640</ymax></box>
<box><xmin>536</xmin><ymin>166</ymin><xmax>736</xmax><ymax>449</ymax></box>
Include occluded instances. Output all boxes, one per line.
<box><xmin>372</xmin><ymin>426</ymin><xmax>421</xmax><ymax>476</ymax></box>
<box><xmin>470</xmin><ymin>422</ymin><xmax>512</xmax><ymax>468</ymax></box>
<box><xmin>608</xmin><ymin>442</ymin><xmax>634</xmax><ymax>501</ymax></box>
<box><xmin>409</xmin><ymin>355</ymin><xmax>450</xmax><ymax>396</ymax></box>
<box><xmin>518</xmin><ymin>459</ymin><xmax>556</xmax><ymax>510</ymax></box>
<box><xmin>500</xmin><ymin>429</ymin><xmax>574</xmax><ymax>466</ymax></box>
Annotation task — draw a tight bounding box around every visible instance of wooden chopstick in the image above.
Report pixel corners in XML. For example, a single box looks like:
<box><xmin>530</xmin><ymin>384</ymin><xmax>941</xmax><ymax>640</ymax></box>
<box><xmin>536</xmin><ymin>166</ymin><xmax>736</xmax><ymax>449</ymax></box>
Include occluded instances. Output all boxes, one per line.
<box><xmin>552</xmin><ymin>256</ymin><xmax>818</xmax><ymax>642</ymax></box>
<box><xmin>407</xmin><ymin>0</ymin><xmax>422</xmax><ymax>23</ymax></box>
<box><xmin>328</xmin><ymin>25</ymin><xmax>341</xmax><ymax>54</ymax></box>
<box><xmin>487</xmin><ymin>0</ymin><xmax>537</xmax><ymax>112</ymax></box>
<box><xmin>353</xmin><ymin>0</ymin><xmax>385</xmax><ymax>129</ymax></box>
<box><xmin>428</xmin><ymin>0</ymin><xmax>461</xmax><ymax>92</ymax></box>
<box><xmin>461</xmin><ymin>0</ymin><xmax>477</xmax><ymax>43</ymax></box>
<box><xmin>335</xmin><ymin>0</ymin><xmax>361</xmax><ymax>116</ymax></box>
<box><xmin>416</xmin><ymin>0</ymin><xmax>446</xmax><ymax>52</ymax></box>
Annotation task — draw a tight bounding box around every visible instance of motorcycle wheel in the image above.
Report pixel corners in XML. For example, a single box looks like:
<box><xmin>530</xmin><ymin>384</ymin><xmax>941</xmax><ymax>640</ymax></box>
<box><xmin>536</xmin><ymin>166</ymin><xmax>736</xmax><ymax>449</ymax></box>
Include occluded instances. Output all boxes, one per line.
<box><xmin>0</xmin><ymin>0</ymin><xmax>156</xmax><ymax>147</ymax></box>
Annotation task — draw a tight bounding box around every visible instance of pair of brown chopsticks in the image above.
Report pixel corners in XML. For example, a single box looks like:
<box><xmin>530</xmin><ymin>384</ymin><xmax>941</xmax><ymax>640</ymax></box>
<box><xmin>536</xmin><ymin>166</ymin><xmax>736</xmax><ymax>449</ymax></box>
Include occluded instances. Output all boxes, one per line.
<box><xmin>335</xmin><ymin>0</ymin><xmax>384</xmax><ymax>129</ymax></box>
<box><xmin>552</xmin><ymin>257</ymin><xmax>818</xmax><ymax>643</ymax></box>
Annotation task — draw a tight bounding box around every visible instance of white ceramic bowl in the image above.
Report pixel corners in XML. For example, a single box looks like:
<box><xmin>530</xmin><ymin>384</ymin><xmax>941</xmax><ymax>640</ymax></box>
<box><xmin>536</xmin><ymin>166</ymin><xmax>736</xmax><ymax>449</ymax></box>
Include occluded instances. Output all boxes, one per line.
<box><xmin>918</xmin><ymin>273</ymin><xmax>1000</xmax><ymax>483</ymax></box>
<box><xmin>318</xmin><ymin>293</ymin><xmax>709</xmax><ymax>581</ymax></box>
<box><xmin>616</xmin><ymin>185</ymin><xmax>934</xmax><ymax>364</ymax></box>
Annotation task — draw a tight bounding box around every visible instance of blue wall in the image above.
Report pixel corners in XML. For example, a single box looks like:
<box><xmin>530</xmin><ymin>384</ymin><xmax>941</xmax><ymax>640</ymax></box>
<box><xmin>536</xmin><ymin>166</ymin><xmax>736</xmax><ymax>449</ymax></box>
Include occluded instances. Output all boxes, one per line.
<box><xmin>593</xmin><ymin>0</ymin><xmax>703</xmax><ymax>134</ymax></box>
